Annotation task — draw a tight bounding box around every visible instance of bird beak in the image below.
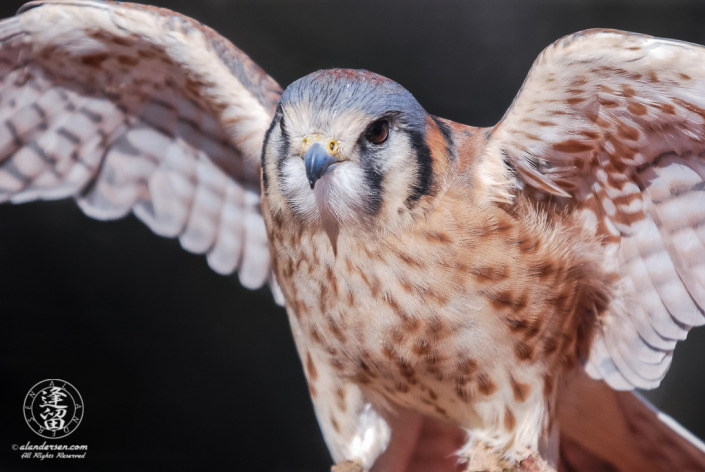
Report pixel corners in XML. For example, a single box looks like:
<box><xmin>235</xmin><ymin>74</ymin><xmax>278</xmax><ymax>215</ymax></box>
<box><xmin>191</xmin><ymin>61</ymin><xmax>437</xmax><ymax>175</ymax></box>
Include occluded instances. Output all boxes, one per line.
<box><xmin>304</xmin><ymin>141</ymin><xmax>341</xmax><ymax>189</ymax></box>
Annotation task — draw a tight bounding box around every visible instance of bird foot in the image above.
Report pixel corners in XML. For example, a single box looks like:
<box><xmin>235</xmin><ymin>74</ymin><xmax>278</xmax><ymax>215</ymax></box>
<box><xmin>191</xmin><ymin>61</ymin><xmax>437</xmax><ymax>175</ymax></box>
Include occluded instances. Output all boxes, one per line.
<box><xmin>462</xmin><ymin>444</ymin><xmax>556</xmax><ymax>472</ymax></box>
<box><xmin>462</xmin><ymin>442</ymin><xmax>514</xmax><ymax>472</ymax></box>
<box><xmin>331</xmin><ymin>460</ymin><xmax>367</xmax><ymax>472</ymax></box>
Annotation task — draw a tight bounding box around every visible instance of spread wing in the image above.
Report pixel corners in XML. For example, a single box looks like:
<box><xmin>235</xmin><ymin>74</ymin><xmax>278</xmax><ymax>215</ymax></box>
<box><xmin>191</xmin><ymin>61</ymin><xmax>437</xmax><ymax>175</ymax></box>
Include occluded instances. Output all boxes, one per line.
<box><xmin>483</xmin><ymin>29</ymin><xmax>705</xmax><ymax>390</ymax></box>
<box><xmin>0</xmin><ymin>1</ymin><xmax>284</xmax><ymax>303</ymax></box>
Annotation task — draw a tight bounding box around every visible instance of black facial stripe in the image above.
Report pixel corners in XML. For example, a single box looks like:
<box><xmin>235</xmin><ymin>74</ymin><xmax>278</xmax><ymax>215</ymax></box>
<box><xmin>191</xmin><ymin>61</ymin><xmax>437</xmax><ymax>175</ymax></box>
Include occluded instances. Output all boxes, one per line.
<box><xmin>406</xmin><ymin>129</ymin><xmax>434</xmax><ymax>206</ymax></box>
<box><xmin>261</xmin><ymin>104</ymin><xmax>284</xmax><ymax>193</ymax></box>
<box><xmin>431</xmin><ymin>115</ymin><xmax>455</xmax><ymax>161</ymax></box>
<box><xmin>357</xmin><ymin>138</ymin><xmax>385</xmax><ymax>216</ymax></box>
<box><xmin>363</xmin><ymin>163</ymin><xmax>384</xmax><ymax>216</ymax></box>
<box><xmin>275</xmin><ymin>129</ymin><xmax>291</xmax><ymax>198</ymax></box>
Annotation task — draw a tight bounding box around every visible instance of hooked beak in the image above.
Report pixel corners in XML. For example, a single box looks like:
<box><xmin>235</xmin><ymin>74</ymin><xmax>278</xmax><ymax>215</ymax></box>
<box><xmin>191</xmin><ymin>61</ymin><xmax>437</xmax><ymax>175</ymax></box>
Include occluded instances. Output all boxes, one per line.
<box><xmin>304</xmin><ymin>142</ymin><xmax>341</xmax><ymax>189</ymax></box>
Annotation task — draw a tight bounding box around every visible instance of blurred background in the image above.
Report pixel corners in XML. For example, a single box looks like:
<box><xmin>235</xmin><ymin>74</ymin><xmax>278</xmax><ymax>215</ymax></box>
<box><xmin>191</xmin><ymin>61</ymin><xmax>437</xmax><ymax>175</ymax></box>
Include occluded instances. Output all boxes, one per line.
<box><xmin>0</xmin><ymin>0</ymin><xmax>704</xmax><ymax>470</ymax></box>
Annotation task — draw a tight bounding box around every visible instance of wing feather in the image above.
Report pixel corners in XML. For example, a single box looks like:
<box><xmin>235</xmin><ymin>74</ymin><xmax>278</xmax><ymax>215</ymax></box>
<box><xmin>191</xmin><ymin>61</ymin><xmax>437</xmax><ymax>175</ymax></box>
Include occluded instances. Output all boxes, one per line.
<box><xmin>0</xmin><ymin>1</ymin><xmax>284</xmax><ymax>300</ymax></box>
<box><xmin>483</xmin><ymin>29</ymin><xmax>705</xmax><ymax>389</ymax></box>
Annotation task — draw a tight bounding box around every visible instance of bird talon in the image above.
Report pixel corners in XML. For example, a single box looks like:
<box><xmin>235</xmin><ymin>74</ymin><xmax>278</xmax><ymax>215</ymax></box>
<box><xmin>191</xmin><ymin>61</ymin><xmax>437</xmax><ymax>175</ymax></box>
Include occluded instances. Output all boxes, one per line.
<box><xmin>331</xmin><ymin>460</ymin><xmax>367</xmax><ymax>472</ymax></box>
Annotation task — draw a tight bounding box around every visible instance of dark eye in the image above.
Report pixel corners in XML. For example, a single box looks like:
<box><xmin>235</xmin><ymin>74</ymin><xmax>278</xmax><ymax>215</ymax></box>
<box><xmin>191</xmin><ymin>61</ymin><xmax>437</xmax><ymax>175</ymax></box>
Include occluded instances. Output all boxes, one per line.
<box><xmin>364</xmin><ymin>119</ymin><xmax>389</xmax><ymax>145</ymax></box>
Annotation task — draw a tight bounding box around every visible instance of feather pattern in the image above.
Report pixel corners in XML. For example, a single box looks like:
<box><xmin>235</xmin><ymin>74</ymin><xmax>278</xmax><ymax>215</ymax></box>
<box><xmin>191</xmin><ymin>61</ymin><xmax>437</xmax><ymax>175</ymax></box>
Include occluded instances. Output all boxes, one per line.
<box><xmin>0</xmin><ymin>0</ymin><xmax>283</xmax><ymax>299</ymax></box>
<box><xmin>484</xmin><ymin>29</ymin><xmax>705</xmax><ymax>389</ymax></box>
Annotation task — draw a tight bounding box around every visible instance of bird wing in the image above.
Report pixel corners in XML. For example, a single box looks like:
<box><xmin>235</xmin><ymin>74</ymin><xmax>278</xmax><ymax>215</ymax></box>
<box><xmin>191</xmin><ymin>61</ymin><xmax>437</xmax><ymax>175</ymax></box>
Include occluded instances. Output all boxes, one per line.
<box><xmin>482</xmin><ymin>29</ymin><xmax>705</xmax><ymax>390</ymax></box>
<box><xmin>0</xmin><ymin>1</ymin><xmax>284</xmax><ymax>303</ymax></box>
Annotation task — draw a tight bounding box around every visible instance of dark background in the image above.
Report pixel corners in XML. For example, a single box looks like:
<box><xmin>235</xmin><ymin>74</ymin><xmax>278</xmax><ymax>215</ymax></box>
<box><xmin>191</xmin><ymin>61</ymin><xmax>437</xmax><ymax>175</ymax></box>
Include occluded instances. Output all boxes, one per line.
<box><xmin>1</xmin><ymin>1</ymin><xmax>704</xmax><ymax>471</ymax></box>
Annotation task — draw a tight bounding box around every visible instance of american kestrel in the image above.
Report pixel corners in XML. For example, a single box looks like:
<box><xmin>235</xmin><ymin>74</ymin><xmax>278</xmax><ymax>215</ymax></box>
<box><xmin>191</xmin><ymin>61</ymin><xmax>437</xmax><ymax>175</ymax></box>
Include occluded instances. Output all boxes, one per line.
<box><xmin>1</xmin><ymin>1</ymin><xmax>704</xmax><ymax>471</ymax></box>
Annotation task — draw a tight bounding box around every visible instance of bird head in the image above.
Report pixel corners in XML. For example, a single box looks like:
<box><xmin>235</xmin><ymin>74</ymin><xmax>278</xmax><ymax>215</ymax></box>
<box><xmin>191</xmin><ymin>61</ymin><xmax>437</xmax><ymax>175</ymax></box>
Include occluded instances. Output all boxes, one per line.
<box><xmin>262</xmin><ymin>69</ymin><xmax>455</xmax><ymax>240</ymax></box>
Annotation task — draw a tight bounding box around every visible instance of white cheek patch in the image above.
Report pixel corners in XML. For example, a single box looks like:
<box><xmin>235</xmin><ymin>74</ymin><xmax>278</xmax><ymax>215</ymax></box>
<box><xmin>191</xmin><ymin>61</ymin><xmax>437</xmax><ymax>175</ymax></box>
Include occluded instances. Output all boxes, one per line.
<box><xmin>319</xmin><ymin>163</ymin><xmax>371</xmax><ymax>221</ymax></box>
<box><xmin>280</xmin><ymin>158</ymin><xmax>319</xmax><ymax>222</ymax></box>
<box><xmin>374</xmin><ymin>135</ymin><xmax>418</xmax><ymax>211</ymax></box>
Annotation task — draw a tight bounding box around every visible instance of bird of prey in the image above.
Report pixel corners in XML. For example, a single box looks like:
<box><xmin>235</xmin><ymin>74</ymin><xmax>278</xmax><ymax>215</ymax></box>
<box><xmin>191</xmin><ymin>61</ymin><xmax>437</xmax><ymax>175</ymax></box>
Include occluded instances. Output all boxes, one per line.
<box><xmin>1</xmin><ymin>1</ymin><xmax>704</xmax><ymax>471</ymax></box>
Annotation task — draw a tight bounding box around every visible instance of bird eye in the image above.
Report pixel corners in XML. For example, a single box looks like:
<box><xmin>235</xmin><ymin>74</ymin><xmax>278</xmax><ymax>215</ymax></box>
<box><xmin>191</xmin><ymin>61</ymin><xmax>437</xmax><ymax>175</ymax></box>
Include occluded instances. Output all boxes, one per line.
<box><xmin>364</xmin><ymin>119</ymin><xmax>389</xmax><ymax>145</ymax></box>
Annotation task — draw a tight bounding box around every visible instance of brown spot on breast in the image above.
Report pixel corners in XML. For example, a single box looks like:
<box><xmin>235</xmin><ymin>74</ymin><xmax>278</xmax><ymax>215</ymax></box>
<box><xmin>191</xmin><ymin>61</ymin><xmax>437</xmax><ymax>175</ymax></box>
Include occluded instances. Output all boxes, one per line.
<box><xmin>435</xmin><ymin>406</ymin><xmax>448</xmax><ymax>416</ymax></box>
<box><xmin>514</xmin><ymin>340</ymin><xmax>534</xmax><ymax>361</ymax></box>
<box><xmin>505</xmin><ymin>315</ymin><xmax>529</xmax><ymax>332</ymax></box>
<box><xmin>425</xmin><ymin>231</ymin><xmax>451</xmax><ymax>244</ymax></box>
<box><xmin>476</xmin><ymin>372</ymin><xmax>497</xmax><ymax>396</ymax></box>
<box><xmin>679</xmin><ymin>73</ymin><xmax>692</xmax><ymax>81</ymax></box>
<box><xmin>488</xmin><ymin>291</ymin><xmax>527</xmax><ymax>313</ymax></box>
<box><xmin>504</xmin><ymin>407</ymin><xmax>516</xmax><ymax>432</ymax></box>
<box><xmin>530</xmin><ymin>262</ymin><xmax>556</xmax><ymax>280</ymax></box>
<box><xmin>295</xmin><ymin>258</ymin><xmax>306</xmax><ymax>273</ymax></box>
<box><xmin>308</xmin><ymin>326</ymin><xmax>323</xmax><ymax>345</ymax></box>
<box><xmin>382</xmin><ymin>343</ymin><xmax>396</xmax><ymax>360</ymax></box>
<box><xmin>429</xmin><ymin>389</ymin><xmax>438</xmax><ymax>401</ymax></box>
<box><xmin>455</xmin><ymin>384</ymin><xmax>471</xmax><ymax>403</ymax></box>
<box><xmin>327</xmin><ymin>318</ymin><xmax>346</xmax><ymax>343</ymax></box>
<box><xmin>398</xmin><ymin>277</ymin><xmax>415</xmax><ymax>294</ymax></box>
<box><xmin>308</xmin><ymin>383</ymin><xmax>317</xmax><ymax>397</ymax></box>
<box><xmin>306</xmin><ymin>352</ymin><xmax>318</xmax><ymax>381</ymax></box>
<box><xmin>362</xmin><ymin>272</ymin><xmax>381</xmax><ymax>297</ymax></box>
<box><xmin>425</xmin><ymin>316</ymin><xmax>447</xmax><ymax>339</ymax></box>
<box><xmin>346</xmin><ymin>289</ymin><xmax>355</xmax><ymax>307</ymax></box>
<box><xmin>424</xmin><ymin>350</ymin><xmax>444</xmax><ymax>366</ymax></box>
<box><xmin>473</xmin><ymin>265</ymin><xmax>510</xmax><ymax>282</ymax></box>
<box><xmin>412</xmin><ymin>337</ymin><xmax>431</xmax><ymax>355</ymax></box>
<box><xmin>517</xmin><ymin>236</ymin><xmax>540</xmax><ymax>254</ymax></box>
<box><xmin>331</xmin><ymin>415</ymin><xmax>341</xmax><ymax>433</ymax></box>
<box><xmin>395</xmin><ymin>382</ymin><xmax>410</xmax><ymax>393</ymax></box>
<box><xmin>390</xmin><ymin>328</ymin><xmax>405</xmax><ymax>344</ymax></box>
<box><xmin>509</xmin><ymin>375</ymin><xmax>531</xmax><ymax>403</ymax></box>
<box><xmin>318</xmin><ymin>283</ymin><xmax>328</xmax><ymax>313</ymax></box>
<box><xmin>457</xmin><ymin>357</ymin><xmax>478</xmax><ymax>375</ymax></box>
<box><xmin>282</xmin><ymin>259</ymin><xmax>294</xmax><ymax>279</ymax></box>
<box><xmin>335</xmin><ymin>387</ymin><xmax>347</xmax><ymax>412</ymax></box>
<box><xmin>397</xmin><ymin>357</ymin><xmax>416</xmax><ymax>380</ymax></box>
<box><xmin>395</xmin><ymin>249</ymin><xmax>423</xmax><ymax>268</ymax></box>
<box><xmin>399</xmin><ymin>313</ymin><xmax>421</xmax><ymax>332</ymax></box>
<box><xmin>541</xmin><ymin>334</ymin><xmax>559</xmax><ymax>355</ymax></box>
<box><xmin>566</xmin><ymin>96</ymin><xmax>586</xmax><ymax>105</ymax></box>
<box><xmin>355</xmin><ymin>373</ymin><xmax>371</xmax><ymax>385</ymax></box>
<box><xmin>326</xmin><ymin>265</ymin><xmax>338</xmax><ymax>297</ymax></box>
